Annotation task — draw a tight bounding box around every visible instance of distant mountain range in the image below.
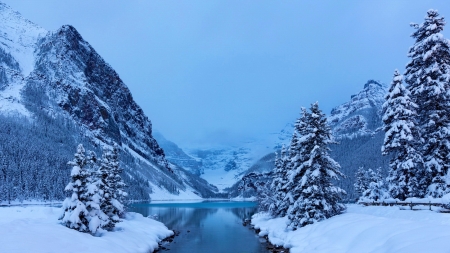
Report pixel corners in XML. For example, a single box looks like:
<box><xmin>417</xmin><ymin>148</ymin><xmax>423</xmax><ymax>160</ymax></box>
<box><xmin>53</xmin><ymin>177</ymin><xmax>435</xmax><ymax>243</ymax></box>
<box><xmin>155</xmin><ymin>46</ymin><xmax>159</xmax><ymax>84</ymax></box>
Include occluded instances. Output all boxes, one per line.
<box><xmin>156</xmin><ymin>80</ymin><xmax>390</xmax><ymax>200</ymax></box>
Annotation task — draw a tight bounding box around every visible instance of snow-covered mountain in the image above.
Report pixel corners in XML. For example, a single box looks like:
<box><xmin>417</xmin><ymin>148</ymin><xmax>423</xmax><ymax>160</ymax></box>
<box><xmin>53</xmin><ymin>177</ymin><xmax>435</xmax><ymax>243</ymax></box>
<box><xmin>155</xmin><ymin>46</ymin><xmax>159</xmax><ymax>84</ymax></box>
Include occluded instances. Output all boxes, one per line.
<box><xmin>155</xmin><ymin>131</ymin><xmax>274</xmax><ymax>191</ymax></box>
<box><xmin>0</xmin><ymin>2</ymin><xmax>216</xmax><ymax>201</ymax></box>
<box><xmin>328</xmin><ymin>80</ymin><xmax>387</xmax><ymax>139</ymax></box>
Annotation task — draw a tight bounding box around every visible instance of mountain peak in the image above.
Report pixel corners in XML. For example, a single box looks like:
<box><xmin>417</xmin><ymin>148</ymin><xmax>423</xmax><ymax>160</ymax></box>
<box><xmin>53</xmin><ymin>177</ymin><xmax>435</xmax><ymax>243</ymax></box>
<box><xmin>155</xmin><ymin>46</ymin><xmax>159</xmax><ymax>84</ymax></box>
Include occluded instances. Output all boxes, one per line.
<box><xmin>0</xmin><ymin>2</ymin><xmax>47</xmax><ymax>75</ymax></box>
<box><xmin>363</xmin><ymin>79</ymin><xmax>383</xmax><ymax>89</ymax></box>
<box><xmin>329</xmin><ymin>80</ymin><xmax>387</xmax><ymax>139</ymax></box>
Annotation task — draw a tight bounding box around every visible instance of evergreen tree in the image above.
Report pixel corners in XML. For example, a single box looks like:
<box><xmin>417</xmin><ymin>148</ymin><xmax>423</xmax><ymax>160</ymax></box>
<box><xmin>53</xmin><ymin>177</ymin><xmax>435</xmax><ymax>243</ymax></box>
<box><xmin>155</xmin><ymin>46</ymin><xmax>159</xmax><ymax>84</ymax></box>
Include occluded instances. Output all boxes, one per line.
<box><xmin>60</xmin><ymin>144</ymin><xmax>108</xmax><ymax>234</ymax></box>
<box><xmin>285</xmin><ymin>102</ymin><xmax>346</xmax><ymax>229</ymax></box>
<box><xmin>85</xmin><ymin>150</ymin><xmax>109</xmax><ymax>233</ymax></box>
<box><xmin>354</xmin><ymin>167</ymin><xmax>370</xmax><ymax>197</ymax></box>
<box><xmin>98</xmin><ymin>143</ymin><xmax>127</xmax><ymax>229</ymax></box>
<box><xmin>60</xmin><ymin>144</ymin><xmax>90</xmax><ymax>232</ymax></box>
<box><xmin>382</xmin><ymin>70</ymin><xmax>423</xmax><ymax>199</ymax></box>
<box><xmin>360</xmin><ymin>168</ymin><xmax>388</xmax><ymax>202</ymax></box>
<box><xmin>405</xmin><ymin>10</ymin><xmax>450</xmax><ymax>197</ymax></box>
<box><xmin>269</xmin><ymin>145</ymin><xmax>289</xmax><ymax>217</ymax></box>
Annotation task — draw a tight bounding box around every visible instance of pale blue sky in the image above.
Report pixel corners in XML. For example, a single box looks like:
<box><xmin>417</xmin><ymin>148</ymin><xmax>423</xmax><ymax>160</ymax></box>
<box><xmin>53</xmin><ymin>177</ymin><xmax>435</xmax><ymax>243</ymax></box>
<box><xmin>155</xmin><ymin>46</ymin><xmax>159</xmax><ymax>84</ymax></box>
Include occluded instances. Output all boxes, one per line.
<box><xmin>3</xmin><ymin>0</ymin><xmax>450</xmax><ymax>147</ymax></box>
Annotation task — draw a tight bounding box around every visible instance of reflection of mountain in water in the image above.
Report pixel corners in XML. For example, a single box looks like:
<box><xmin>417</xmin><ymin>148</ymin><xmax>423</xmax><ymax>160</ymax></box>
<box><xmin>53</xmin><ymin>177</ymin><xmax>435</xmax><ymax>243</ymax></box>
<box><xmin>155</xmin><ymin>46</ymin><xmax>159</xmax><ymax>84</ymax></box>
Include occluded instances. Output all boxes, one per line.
<box><xmin>131</xmin><ymin>205</ymin><xmax>217</xmax><ymax>229</ymax></box>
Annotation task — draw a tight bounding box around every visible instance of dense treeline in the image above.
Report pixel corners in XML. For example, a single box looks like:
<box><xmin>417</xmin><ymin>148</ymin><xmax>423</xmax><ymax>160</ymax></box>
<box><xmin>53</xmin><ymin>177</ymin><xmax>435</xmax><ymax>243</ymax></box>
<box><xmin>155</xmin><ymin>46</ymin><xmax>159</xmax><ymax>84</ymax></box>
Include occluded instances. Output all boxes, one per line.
<box><xmin>0</xmin><ymin>114</ymin><xmax>87</xmax><ymax>203</ymax></box>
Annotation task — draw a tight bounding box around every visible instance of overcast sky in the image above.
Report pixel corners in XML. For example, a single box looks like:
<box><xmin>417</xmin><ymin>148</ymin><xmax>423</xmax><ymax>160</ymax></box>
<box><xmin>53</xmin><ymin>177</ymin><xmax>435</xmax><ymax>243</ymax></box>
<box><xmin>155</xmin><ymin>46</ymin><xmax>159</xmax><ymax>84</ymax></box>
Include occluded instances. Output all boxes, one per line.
<box><xmin>3</xmin><ymin>0</ymin><xmax>450</xmax><ymax>147</ymax></box>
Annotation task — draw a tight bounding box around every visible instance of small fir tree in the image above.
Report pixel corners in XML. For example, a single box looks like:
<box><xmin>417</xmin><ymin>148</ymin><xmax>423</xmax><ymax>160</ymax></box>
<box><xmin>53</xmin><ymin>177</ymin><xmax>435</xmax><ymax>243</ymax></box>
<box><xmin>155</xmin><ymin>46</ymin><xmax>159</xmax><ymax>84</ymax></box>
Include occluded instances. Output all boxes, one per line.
<box><xmin>354</xmin><ymin>167</ymin><xmax>370</xmax><ymax>197</ymax></box>
<box><xmin>382</xmin><ymin>70</ymin><xmax>423</xmax><ymax>200</ymax></box>
<box><xmin>285</xmin><ymin>102</ymin><xmax>346</xmax><ymax>229</ymax></box>
<box><xmin>360</xmin><ymin>168</ymin><xmax>388</xmax><ymax>202</ymax></box>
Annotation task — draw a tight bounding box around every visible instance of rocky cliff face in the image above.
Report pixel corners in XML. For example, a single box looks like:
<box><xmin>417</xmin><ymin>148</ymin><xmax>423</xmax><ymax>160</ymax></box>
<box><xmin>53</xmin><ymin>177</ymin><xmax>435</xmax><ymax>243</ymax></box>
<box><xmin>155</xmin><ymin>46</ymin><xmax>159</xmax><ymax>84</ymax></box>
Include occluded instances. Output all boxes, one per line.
<box><xmin>153</xmin><ymin>132</ymin><xmax>203</xmax><ymax>175</ymax></box>
<box><xmin>0</xmin><ymin>2</ymin><xmax>215</xmax><ymax>200</ymax></box>
<box><xmin>32</xmin><ymin>25</ymin><xmax>167</xmax><ymax>166</ymax></box>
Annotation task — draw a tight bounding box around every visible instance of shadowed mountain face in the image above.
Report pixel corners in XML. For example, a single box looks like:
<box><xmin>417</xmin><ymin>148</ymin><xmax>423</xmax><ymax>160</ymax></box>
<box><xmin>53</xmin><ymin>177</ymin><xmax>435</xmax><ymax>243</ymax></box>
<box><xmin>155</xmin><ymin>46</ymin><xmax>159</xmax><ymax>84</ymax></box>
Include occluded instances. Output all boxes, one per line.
<box><xmin>32</xmin><ymin>25</ymin><xmax>167</xmax><ymax>166</ymax></box>
<box><xmin>0</xmin><ymin>2</ymin><xmax>217</xmax><ymax>201</ymax></box>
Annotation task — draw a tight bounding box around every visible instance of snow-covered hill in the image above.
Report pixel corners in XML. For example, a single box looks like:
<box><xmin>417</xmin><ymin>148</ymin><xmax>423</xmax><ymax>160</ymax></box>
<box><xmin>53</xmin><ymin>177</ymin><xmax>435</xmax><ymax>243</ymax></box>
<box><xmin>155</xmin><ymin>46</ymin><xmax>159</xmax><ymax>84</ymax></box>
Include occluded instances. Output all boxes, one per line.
<box><xmin>0</xmin><ymin>2</ymin><xmax>216</xmax><ymax>201</ymax></box>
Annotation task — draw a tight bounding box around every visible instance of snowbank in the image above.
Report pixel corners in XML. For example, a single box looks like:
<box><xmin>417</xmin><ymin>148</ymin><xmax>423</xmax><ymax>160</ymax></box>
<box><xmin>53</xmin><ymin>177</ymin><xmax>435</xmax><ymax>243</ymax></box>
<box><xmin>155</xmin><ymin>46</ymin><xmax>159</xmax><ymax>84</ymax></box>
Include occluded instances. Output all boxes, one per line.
<box><xmin>252</xmin><ymin>204</ymin><xmax>450</xmax><ymax>253</ymax></box>
<box><xmin>0</xmin><ymin>206</ymin><xmax>173</xmax><ymax>253</ymax></box>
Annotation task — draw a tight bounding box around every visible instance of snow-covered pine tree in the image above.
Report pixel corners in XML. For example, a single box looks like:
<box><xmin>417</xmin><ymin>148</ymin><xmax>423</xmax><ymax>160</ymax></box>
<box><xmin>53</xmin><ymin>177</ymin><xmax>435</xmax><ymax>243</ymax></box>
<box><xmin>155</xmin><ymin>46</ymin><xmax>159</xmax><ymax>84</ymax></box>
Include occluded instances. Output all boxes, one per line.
<box><xmin>269</xmin><ymin>145</ymin><xmax>289</xmax><ymax>217</ymax></box>
<box><xmin>60</xmin><ymin>144</ymin><xmax>109</xmax><ymax>234</ymax></box>
<box><xmin>354</xmin><ymin>167</ymin><xmax>370</xmax><ymax>197</ymax></box>
<box><xmin>382</xmin><ymin>70</ymin><xmax>423</xmax><ymax>200</ymax></box>
<box><xmin>98</xmin><ymin>143</ymin><xmax>127</xmax><ymax>229</ymax></box>
<box><xmin>85</xmin><ymin>150</ymin><xmax>109</xmax><ymax>234</ymax></box>
<box><xmin>286</xmin><ymin>102</ymin><xmax>346</xmax><ymax>229</ymax></box>
<box><xmin>405</xmin><ymin>10</ymin><xmax>450</xmax><ymax>198</ymax></box>
<box><xmin>60</xmin><ymin>144</ymin><xmax>90</xmax><ymax>232</ymax></box>
<box><xmin>279</xmin><ymin>109</ymin><xmax>309</xmax><ymax>218</ymax></box>
<box><xmin>360</xmin><ymin>168</ymin><xmax>388</xmax><ymax>202</ymax></box>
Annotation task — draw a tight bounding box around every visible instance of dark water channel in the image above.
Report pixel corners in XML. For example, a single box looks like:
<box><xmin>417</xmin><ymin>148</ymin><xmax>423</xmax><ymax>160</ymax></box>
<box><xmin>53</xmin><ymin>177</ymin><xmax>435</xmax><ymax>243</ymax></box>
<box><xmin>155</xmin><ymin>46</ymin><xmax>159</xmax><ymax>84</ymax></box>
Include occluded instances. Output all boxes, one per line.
<box><xmin>130</xmin><ymin>201</ymin><xmax>270</xmax><ymax>253</ymax></box>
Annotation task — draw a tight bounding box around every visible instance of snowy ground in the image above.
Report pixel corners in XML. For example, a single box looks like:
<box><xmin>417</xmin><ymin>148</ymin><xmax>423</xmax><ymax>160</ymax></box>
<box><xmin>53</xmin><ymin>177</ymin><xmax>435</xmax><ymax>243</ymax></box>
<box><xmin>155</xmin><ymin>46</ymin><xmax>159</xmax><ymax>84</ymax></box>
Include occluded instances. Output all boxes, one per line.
<box><xmin>0</xmin><ymin>205</ymin><xmax>173</xmax><ymax>253</ymax></box>
<box><xmin>252</xmin><ymin>204</ymin><xmax>450</xmax><ymax>253</ymax></box>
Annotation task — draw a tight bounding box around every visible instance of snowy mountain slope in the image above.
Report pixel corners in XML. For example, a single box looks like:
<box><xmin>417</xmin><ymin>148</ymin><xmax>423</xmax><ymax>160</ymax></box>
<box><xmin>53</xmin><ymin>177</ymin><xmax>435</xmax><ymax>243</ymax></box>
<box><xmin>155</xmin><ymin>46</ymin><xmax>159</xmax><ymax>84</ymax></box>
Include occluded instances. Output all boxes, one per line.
<box><xmin>153</xmin><ymin>131</ymin><xmax>203</xmax><ymax>175</ymax></box>
<box><xmin>0</xmin><ymin>3</ymin><xmax>46</xmax><ymax>117</ymax></box>
<box><xmin>0</xmin><ymin>3</ymin><xmax>46</xmax><ymax>75</ymax></box>
<box><xmin>182</xmin><ymin>139</ymin><xmax>280</xmax><ymax>191</ymax></box>
<box><xmin>0</xmin><ymin>2</ymin><xmax>216</xmax><ymax>201</ymax></box>
<box><xmin>154</xmin><ymin>130</ymin><xmax>276</xmax><ymax>192</ymax></box>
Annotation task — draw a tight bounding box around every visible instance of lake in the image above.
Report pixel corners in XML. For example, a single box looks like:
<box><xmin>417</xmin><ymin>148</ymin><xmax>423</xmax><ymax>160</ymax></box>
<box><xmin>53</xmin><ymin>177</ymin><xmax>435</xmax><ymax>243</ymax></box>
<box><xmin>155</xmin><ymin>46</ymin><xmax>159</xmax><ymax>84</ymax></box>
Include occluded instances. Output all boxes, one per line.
<box><xmin>129</xmin><ymin>201</ymin><xmax>270</xmax><ymax>253</ymax></box>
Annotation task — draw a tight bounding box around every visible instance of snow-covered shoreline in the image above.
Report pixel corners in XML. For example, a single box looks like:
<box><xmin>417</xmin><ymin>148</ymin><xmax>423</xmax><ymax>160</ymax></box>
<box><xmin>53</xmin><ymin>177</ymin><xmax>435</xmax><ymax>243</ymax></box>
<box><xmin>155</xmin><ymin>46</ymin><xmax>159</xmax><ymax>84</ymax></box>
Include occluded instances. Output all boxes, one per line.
<box><xmin>252</xmin><ymin>204</ymin><xmax>450</xmax><ymax>253</ymax></box>
<box><xmin>0</xmin><ymin>205</ymin><xmax>173</xmax><ymax>253</ymax></box>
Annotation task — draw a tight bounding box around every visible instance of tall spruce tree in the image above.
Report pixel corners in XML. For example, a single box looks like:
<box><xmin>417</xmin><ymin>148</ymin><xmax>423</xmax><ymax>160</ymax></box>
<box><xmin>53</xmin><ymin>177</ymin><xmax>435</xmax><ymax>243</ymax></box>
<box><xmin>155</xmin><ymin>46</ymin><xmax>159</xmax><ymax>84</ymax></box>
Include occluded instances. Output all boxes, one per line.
<box><xmin>98</xmin><ymin>143</ymin><xmax>127</xmax><ymax>228</ymax></box>
<box><xmin>285</xmin><ymin>102</ymin><xmax>345</xmax><ymax>229</ymax></box>
<box><xmin>60</xmin><ymin>144</ymin><xmax>90</xmax><ymax>232</ymax></box>
<box><xmin>405</xmin><ymin>10</ymin><xmax>450</xmax><ymax>197</ymax></box>
<box><xmin>382</xmin><ymin>70</ymin><xmax>423</xmax><ymax>199</ymax></box>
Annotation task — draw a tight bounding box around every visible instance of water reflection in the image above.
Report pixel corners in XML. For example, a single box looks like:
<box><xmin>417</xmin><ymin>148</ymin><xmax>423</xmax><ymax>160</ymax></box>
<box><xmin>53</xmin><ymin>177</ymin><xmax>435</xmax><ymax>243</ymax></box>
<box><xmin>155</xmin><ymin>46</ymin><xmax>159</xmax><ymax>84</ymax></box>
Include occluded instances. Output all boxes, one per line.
<box><xmin>130</xmin><ymin>201</ymin><xmax>269</xmax><ymax>253</ymax></box>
